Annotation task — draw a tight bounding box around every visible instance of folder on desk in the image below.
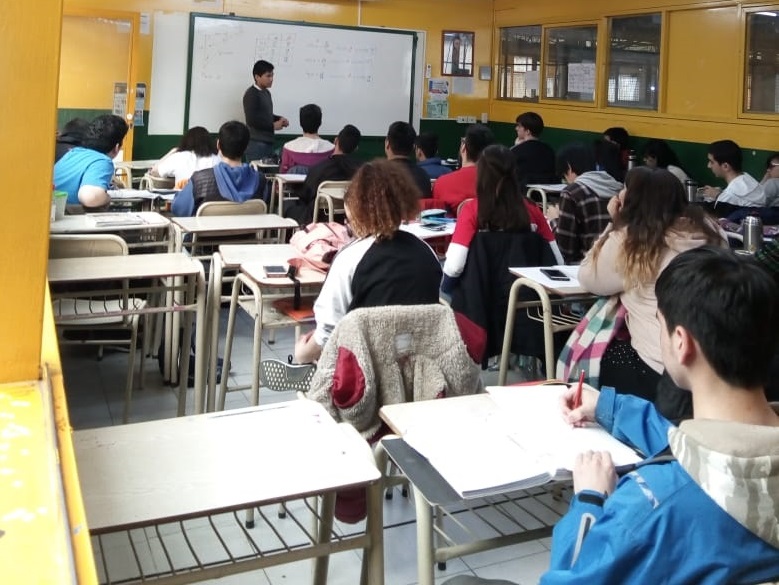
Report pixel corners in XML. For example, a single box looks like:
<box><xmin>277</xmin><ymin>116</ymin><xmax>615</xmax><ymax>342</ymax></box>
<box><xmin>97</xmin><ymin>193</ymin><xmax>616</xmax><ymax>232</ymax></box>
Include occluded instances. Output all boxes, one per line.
<box><xmin>87</xmin><ymin>213</ymin><xmax>148</xmax><ymax>227</ymax></box>
<box><xmin>403</xmin><ymin>384</ymin><xmax>641</xmax><ymax>499</ymax></box>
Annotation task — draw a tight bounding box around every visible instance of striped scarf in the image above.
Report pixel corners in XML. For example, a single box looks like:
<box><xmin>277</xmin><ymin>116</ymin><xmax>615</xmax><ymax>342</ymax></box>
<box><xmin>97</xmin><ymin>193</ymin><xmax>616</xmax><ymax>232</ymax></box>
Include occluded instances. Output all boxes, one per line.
<box><xmin>556</xmin><ymin>295</ymin><xmax>626</xmax><ymax>387</ymax></box>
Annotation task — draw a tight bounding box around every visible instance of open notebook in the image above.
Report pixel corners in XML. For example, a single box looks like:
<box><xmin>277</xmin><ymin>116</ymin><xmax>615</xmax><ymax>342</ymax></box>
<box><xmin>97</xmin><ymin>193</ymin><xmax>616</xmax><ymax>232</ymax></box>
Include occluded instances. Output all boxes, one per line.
<box><xmin>403</xmin><ymin>385</ymin><xmax>642</xmax><ymax>499</ymax></box>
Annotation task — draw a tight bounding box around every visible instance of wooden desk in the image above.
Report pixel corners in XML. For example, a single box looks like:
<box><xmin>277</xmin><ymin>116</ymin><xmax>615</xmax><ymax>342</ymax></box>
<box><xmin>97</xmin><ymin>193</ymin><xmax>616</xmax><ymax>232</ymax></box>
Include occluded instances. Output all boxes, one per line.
<box><xmin>218</xmin><ymin>251</ymin><xmax>325</xmax><ymax>410</ymax></box>
<box><xmin>379</xmin><ymin>394</ymin><xmax>570</xmax><ymax>585</ymax></box>
<box><xmin>170</xmin><ymin>214</ymin><xmax>297</xmax><ymax>253</ymax></box>
<box><xmin>48</xmin><ymin>253</ymin><xmax>207</xmax><ymax>416</ymax></box>
<box><xmin>499</xmin><ymin>266</ymin><xmax>595</xmax><ymax>382</ymax></box>
<box><xmin>50</xmin><ymin>211</ymin><xmax>173</xmax><ymax>252</ymax></box>
<box><xmin>74</xmin><ymin>400</ymin><xmax>384</xmax><ymax>585</ymax></box>
<box><xmin>269</xmin><ymin>173</ymin><xmax>306</xmax><ymax>217</ymax></box>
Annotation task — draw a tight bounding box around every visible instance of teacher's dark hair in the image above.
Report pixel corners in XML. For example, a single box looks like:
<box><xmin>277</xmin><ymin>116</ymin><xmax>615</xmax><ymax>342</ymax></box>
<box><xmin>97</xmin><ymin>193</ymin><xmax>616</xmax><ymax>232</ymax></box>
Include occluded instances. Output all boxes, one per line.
<box><xmin>252</xmin><ymin>59</ymin><xmax>274</xmax><ymax>77</ymax></box>
<box><xmin>656</xmin><ymin>246</ymin><xmax>779</xmax><ymax>388</ymax></box>
<box><xmin>217</xmin><ymin>120</ymin><xmax>251</xmax><ymax>160</ymax></box>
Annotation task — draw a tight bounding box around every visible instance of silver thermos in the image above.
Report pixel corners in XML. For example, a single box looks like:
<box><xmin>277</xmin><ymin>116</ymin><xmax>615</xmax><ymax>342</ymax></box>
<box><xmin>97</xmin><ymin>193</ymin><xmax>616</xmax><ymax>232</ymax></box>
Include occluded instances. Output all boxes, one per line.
<box><xmin>743</xmin><ymin>215</ymin><xmax>763</xmax><ymax>253</ymax></box>
<box><xmin>627</xmin><ymin>150</ymin><xmax>637</xmax><ymax>170</ymax></box>
<box><xmin>685</xmin><ymin>179</ymin><xmax>698</xmax><ymax>203</ymax></box>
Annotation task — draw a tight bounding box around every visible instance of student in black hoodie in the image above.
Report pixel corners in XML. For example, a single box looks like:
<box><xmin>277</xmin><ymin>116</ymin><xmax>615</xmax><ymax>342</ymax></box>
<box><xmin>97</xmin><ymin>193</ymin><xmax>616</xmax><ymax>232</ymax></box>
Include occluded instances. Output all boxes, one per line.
<box><xmin>284</xmin><ymin>124</ymin><xmax>363</xmax><ymax>225</ymax></box>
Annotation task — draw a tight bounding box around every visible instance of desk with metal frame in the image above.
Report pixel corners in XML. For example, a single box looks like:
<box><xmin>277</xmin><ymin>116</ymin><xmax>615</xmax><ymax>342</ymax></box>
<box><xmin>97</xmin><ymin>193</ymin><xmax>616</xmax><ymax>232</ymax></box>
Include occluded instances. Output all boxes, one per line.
<box><xmin>218</xmin><ymin>252</ymin><xmax>325</xmax><ymax>411</ymax></box>
<box><xmin>269</xmin><ymin>173</ymin><xmax>306</xmax><ymax>217</ymax></box>
<box><xmin>49</xmin><ymin>211</ymin><xmax>173</xmax><ymax>252</ymax></box>
<box><xmin>73</xmin><ymin>400</ymin><xmax>384</xmax><ymax>585</ymax></box>
<box><xmin>525</xmin><ymin>183</ymin><xmax>566</xmax><ymax>215</ymax></box>
<box><xmin>498</xmin><ymin>267</ymin><xmax>596</xmax><ymax>382</ymax></box>
<box><xmin>379</xmin><ymin>394</ymin><xmax>571</xmax><ymax>585</ymax></box>
<box><xmin>47</xmin><ymin>252</ymin><xmax>207</xmax><ymax>416</ymax></box>
<box><xmin>170</xmin><ymin>214</ymin><xmax>297</xmax><ymax>254</ymax></box>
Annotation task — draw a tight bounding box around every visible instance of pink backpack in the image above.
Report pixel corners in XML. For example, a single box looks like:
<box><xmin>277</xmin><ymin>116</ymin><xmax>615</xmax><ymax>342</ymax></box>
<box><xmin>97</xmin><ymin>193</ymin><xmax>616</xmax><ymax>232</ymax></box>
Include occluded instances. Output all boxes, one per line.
<box><xmin>289</xmin><ymin>222</ymin><xmax>352</xmax><ymax>272</ymax></box>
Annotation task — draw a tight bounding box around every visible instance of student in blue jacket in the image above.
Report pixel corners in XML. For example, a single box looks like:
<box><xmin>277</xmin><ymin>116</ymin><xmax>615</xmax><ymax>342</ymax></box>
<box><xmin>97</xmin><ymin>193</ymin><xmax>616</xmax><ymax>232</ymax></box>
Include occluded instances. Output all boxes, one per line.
<box><xmin>542</xmin><ymin>246</ymin><xmax>779</xmax><ymax>584</ymax></box>
<box><xmin>171</xmin><ymin>120</ymin><xmax>265</xmax><ymax>217</ymax></box>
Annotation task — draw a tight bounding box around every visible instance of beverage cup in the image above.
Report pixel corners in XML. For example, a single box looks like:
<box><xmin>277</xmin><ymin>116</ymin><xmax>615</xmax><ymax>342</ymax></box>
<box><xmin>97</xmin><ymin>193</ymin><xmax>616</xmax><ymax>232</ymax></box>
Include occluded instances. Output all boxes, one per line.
<box><xmin>53</xmin><ymin>190</ymin><xmax>68</xmax><ymax>220</ymax></box>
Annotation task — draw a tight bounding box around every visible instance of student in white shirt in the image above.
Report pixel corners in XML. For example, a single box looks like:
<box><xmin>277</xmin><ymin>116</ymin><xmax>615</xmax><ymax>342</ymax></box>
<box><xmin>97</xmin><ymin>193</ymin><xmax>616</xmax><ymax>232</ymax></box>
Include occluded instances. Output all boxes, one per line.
<box><xmin>701</xmin><ymin>139</ymin><xmax>764</xmax><ymax>216</ymax></box>
<box><xmin>151</xmin><ymin>126</ymin><xmax>219</xmax><ymax>188</ymax></box>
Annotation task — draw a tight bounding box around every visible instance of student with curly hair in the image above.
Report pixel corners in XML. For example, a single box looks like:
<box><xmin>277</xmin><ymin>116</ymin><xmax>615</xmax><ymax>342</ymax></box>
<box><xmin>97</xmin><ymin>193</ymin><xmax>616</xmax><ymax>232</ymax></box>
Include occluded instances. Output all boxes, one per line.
<box><xmin>294</xmin><ymin>159</ymin><xmax>442</xmax><ymax>363</ymax></box>
<box><xmin>578</xmin><ymin>167</ymin><xmax>725</xmax><ymax>400</ymax></box>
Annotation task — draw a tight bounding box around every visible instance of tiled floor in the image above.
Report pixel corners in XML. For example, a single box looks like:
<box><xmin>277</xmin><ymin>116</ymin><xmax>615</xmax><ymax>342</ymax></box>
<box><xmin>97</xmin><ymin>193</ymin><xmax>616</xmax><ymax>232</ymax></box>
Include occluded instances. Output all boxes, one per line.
<box><xmin>61</xmin><ymin>307</ymin><xmax>556</xmax><ymax>585</ymax></box>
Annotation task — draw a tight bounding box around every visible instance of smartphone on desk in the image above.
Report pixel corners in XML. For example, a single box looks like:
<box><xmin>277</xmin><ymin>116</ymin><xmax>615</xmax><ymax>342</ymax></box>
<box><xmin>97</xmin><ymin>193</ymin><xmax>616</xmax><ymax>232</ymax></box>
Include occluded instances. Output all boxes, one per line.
<box><xmin>264</xmin><ymin>265</ymin><xmax>288</xmax><ymax>278</ymax></box>
<box><xmin>540</xmin><ymin>268</ymin><xmax>570</xmax><ymax>281</ymax></box>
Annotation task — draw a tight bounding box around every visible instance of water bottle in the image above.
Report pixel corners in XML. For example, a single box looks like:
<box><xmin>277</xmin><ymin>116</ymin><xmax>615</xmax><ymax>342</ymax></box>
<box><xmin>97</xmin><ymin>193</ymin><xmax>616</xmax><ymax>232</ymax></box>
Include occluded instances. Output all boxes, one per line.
<box><xmin>684</xmin><ymin>179</ymin><xmax>698</xmax><ymax>203</ymax></box>
<box><xmin>743</xmin><ymin>215</ymin><xmax>763</xmax><ymax>254</ymax></box>
<box><xmin>627</xmin><ymin>150</ymin><xmax>637</xmax><ymax>170</ymax></box>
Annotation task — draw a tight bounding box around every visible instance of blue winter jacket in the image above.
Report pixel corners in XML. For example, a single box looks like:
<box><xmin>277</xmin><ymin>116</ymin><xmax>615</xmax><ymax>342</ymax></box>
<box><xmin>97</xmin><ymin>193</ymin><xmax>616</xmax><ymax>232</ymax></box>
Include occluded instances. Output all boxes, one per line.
<box><xmin>541</xmin><ymin>387</ymin><xmax>779</xmax><ymax>584</ymax></box>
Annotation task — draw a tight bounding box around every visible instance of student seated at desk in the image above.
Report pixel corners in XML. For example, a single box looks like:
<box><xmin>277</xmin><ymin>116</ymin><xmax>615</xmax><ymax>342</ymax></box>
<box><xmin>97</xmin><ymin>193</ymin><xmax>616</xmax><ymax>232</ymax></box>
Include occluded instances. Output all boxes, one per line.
<box><xmin>641</xmin><ymin>138</ymin><xmax>689</xmax><ymax>185</ymax></box>
<box><xmin>510</xmin><ymin>111</ymin><xmax>557</xmax><ymax>189</ymax></box>
<box><xmin>294</xmin><ymin>159</ymin><xmax>442</xmax><ymax>364</ymax></box>
<box><xmin>577</xmin><ymin>167</ymin><xmax>724</xmax><ymax>402</ymax></box>
<box><xmin>554</xmin><ymin>142</ymin><xmax>623</xmax><ymax>264</ymax></box>
<box><xmin>442</xmin><ymin>144</ymin><xmax>561</xmax><ymax>294</ymax></box>
<box><xmin>171</xmin><ymin>121</ymin><xmax>265</xmax><ymax>217</ymax></box>
<box><xmin>700</xmin><ymin>139</ymin><xmax>765</xmax><ymax>218</ymax></box>
<box><xmin>150</xmin><ymin>126</ymin><xmax>219</xmax><ymax>188</ymax></box>
<box><xmin>432</xmin><ymin>123</ymin><xmax>494</xmax><ymax>215</ymax></box>
<box><xmin>285</xmin><ymin>124</ymin><xmax>363</xmax><ymax>225</ymax></box>
<box><xmin>279</xmin><ymin>103</ymin><xmax>334</xmax><ymax>173</ymax></box>
<box><xmin>540</xmin><ymin>247</ymin><xmax>779</xmax><ymax>584</ymax></box>
<box><xmin>384</xmin><ymin>121</ymin><xmax>432</xmax><ymax>198</ymax></box>
<box><xmin>54</xmin><ymin>117</ymin><xmax>89</xmax><ymax>163</ymax></box>
<box><xmin>53</xmin><ymin>114</ymin><xmax>129</xmax><ymax>209</ymax></box>
<box><xmin>415</xmin><ymin>132</ymin><xmax>452</xmax><ymax>179</ymax></box>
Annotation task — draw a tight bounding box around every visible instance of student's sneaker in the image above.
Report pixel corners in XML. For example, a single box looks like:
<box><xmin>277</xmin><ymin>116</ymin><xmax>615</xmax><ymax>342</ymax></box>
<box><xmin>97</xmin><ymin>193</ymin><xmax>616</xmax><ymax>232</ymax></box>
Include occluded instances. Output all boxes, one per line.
<box><xmin>259</xmin><ymin>359</ymin><xmax>316</xmax><ymax>393</ymax></box>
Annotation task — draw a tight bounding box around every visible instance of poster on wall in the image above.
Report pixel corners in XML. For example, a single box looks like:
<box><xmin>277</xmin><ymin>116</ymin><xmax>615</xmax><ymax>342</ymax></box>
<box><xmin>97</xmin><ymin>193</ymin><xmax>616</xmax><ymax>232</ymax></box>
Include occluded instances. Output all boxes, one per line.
<box><xmin>134</xmin><ymin>83</ymin><xmax>146</xmax><ymax>126</ymax></box>
<box><xmin>426</xmin><ymin>100</ymin><xmax>449</xmax><ymax>119</ymax></box>
<box><xmin>428</xmin><ymin>78</ymin><xmax>450</xmax><ymax>99</ymax></box>
<box><xmin>113</xmin><ymin>82</ymin><xmax>128</xmax><ymax>116</ymax></box>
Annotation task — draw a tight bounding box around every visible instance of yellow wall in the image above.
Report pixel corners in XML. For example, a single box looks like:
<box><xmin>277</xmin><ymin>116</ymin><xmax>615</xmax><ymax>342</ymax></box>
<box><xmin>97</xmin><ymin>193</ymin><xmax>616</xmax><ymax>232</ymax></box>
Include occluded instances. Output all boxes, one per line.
<box><xmin>63</xmin><ymin>0</ymin><xmax>494</xmax><ymax>120</ymax></box>
<box><xmin>491</xmin><ymin>0</ymin><xmax>777</xmax><ymax>150</ymax></box>
<box><xmin>0</xmin><ymin>0</ymin><xmax>61</xmax><ymax>383</ymax></box>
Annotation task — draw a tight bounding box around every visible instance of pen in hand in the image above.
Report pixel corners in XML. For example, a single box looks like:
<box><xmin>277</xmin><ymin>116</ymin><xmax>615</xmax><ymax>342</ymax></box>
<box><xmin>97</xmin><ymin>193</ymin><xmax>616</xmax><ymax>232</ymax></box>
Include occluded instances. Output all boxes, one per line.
<box><xmin>573</xmin><ymin>369</ymin><xmax>585</xmax><ymax>410</ymax></box>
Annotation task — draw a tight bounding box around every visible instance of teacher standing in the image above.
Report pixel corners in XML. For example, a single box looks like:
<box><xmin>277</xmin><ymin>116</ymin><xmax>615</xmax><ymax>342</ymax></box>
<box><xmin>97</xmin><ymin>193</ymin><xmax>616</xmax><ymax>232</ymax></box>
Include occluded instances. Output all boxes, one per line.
<box><xmin>243</xmin><ymin>59</ymin><xmax>289</xmax><ymax>162</ymax></box>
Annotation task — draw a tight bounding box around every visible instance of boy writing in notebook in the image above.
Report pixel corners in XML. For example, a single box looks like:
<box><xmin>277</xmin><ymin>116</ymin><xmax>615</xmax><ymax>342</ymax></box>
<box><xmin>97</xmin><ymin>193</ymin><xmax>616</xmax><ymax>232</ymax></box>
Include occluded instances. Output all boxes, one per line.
<box><xmin>540</xmin><ymin>246</ymin><xmax>779</xmax><ymax>583</ymax></box>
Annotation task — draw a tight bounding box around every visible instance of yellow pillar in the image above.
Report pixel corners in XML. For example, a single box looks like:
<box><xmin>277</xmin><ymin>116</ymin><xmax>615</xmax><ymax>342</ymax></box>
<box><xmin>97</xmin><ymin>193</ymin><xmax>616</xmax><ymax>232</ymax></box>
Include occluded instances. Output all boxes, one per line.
<box><xmin>0</xmin><ymin>0</ymin><xmax>62</xmax><ymax>382</ymax></box>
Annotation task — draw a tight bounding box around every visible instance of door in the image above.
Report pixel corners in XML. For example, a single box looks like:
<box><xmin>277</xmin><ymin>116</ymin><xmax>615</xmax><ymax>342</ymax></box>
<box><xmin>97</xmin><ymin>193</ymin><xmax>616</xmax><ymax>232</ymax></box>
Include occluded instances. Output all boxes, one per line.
<box><xmin>58</xmin><ymin>11</ymin><xmax>137</xmax><ymax>158</ymax></box>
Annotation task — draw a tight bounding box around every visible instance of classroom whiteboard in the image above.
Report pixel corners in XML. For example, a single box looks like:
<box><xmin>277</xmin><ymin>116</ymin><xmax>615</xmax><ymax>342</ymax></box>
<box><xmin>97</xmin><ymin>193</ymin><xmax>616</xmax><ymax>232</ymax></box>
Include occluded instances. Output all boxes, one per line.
<box><xmin>186</xmin><ymin>14</ymin><xmax>416</xmax><ymax>137</ymax></box>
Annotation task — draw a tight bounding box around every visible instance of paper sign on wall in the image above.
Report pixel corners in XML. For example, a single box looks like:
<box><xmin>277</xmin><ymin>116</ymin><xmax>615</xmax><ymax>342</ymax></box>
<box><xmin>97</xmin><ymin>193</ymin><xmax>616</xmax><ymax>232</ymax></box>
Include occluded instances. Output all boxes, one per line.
<box><xmin>134</xmin><ymin>83</ymin><xmax>146</xmax><ymax>126</ymax></box>
<box><xmin>113</xmin><ymin>82</ymin><xmax>128</xmax><ymax>116</ymax></box>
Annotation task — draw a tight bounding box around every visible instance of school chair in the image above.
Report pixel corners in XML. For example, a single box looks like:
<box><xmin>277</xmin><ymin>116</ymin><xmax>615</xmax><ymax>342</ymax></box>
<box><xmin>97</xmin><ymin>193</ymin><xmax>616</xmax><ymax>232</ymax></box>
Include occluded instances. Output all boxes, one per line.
<box><xmin>139</xmin><ymin>173</ymin><xmax>175</xmax><ymax>191</ymax></box>
<box><xmin>312</xmin><ymin>180</ymin><xmax>351</xmax><ymax>223</ymax></box>
<box><xmin>49</xmin><ymin>234</ymin><xmax>147</xmax><ymax>423</ymax></box>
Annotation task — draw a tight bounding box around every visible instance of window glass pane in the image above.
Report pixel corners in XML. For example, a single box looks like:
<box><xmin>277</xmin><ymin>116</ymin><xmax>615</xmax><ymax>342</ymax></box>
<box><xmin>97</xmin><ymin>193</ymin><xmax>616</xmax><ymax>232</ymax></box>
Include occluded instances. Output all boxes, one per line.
<box><xmin>607</xmin><ymin>14</ymin><xmax>660</xmax><ymax>110</ymax></box>
<box><xmin>497</xmin><ymin>26</ymin><xmax>542</xmax><ymax>101</ymax></box>
<box><xmin>544</xmin><ymin>26</ymin><xmax>597</xmax><ymax>101</ymax></box>
<box><xmin>745</xmin><ymin>11</ymin><xmax>779</xmax><ymax>113</ymax></box>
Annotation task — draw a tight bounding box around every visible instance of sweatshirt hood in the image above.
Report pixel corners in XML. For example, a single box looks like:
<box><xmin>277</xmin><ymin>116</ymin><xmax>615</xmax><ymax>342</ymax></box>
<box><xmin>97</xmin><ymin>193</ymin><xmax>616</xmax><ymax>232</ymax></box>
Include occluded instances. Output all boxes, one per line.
<box><xmin>664</xmin><ymin>217</ymin><xmax>725</xmax><ymax>254</ymax></box>
<box><xmin>576</xmin><ymin>171</ymin><xmax>623</xmax><ymax>199</ymax></box>
<box><xmin>213</xmin><ymin>162</ymin><xmax>261</xmax><ymax>202</ymax></box>
<box><xmin>667</xmin><ymin>405</ymin><xmax>779</xmax><ymax>549</ymax></box>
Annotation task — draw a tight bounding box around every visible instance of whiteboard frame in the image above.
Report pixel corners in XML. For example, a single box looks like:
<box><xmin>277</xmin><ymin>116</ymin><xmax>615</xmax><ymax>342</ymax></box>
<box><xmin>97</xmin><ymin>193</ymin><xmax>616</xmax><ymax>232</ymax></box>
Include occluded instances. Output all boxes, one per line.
<box><xmin>185</xmin><ymin>13</ymin><xmax>417</xmax><ymax>137</ymax></box>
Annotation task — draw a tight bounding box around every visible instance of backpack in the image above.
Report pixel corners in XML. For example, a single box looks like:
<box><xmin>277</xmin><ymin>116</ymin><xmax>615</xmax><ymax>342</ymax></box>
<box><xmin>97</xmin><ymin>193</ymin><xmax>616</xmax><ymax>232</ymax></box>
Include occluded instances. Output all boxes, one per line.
<box><xmin>289</xmin><ymin>222</ymin><xmax>352</xmax><ymax>272</ymax></box>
